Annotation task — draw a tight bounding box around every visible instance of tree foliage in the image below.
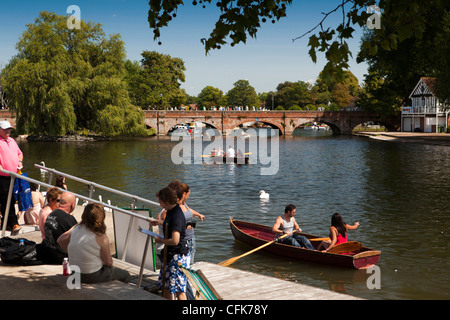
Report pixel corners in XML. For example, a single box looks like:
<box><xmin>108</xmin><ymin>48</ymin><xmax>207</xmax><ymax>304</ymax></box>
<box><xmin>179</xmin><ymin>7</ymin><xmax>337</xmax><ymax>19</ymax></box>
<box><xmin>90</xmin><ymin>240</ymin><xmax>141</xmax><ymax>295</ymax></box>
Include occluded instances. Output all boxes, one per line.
<box><xmin>357</xmin><ymin>0</ymin><xmax>450</xmax><ymax>112</ymax></box>
<box><xmin>147</xmin><ymin>0</ymin><xmax>449</xmax><ymax>97</ymax></box>
<box><xmin>148</xmin><ymin>0</ymin><xmax>292</xmax><ymax>52</ymax></box>
<box><xmin>275</xmin><ymin>81</ymin><xmax>312</xmax><ymax>109</ymax></box>
<box><xmin>197</xmin><ymin>86</ymin><xmax>224</xmax><ymax>108</ymax></box>
<box><xmin>125</xmin><ymin>51</ymin><xmax>187</xmax><ymax>109</ymax></box>
<box><xmin>226</xmin><ymin>80</ymin><xmax>259</xmax><ymax>107</ymax></box>
<box><xmin>2</xmin><ymin>11</ymin><xmax>147</xmax><ymax>136</ymax></box>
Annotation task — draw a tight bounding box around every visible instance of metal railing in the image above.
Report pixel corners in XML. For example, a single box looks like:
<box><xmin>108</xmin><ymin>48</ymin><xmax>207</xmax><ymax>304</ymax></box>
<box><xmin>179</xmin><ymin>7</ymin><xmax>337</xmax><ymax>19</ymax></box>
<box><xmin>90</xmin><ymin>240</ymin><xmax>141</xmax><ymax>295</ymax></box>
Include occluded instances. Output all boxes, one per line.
<box><xmin>1</xmin><ymin>164</ymin><xmax>161</xmax><ymax>264</ymax></box>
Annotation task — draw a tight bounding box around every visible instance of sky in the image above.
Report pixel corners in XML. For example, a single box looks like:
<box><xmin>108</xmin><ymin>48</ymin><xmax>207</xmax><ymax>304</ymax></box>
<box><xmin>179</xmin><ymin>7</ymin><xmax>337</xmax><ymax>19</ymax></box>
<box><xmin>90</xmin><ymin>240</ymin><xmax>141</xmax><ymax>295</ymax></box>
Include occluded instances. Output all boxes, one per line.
<box><xmin>0</xmin><ymin>0</ymin><xmax>369</xmax><ymax>96</ymax></box>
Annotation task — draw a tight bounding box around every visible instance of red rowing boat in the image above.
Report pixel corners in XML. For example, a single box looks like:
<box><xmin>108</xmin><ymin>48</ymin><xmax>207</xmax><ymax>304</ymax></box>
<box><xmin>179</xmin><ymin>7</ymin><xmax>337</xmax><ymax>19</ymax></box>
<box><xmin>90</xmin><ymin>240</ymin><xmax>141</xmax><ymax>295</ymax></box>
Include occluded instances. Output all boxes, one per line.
<box><xmin>230</xmin><ymin>219</ymin><xmax>381</xmax><ymax>269</ymax></box>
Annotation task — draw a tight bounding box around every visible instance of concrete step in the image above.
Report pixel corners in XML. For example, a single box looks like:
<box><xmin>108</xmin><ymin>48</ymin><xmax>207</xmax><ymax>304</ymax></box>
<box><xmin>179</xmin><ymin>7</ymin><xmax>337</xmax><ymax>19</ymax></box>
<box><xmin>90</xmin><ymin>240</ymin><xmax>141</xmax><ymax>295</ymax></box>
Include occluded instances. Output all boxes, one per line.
<box><xmin>0</xmin><ymin>258</ymin><xmax>164</xmax><ymax>300</ymax></box>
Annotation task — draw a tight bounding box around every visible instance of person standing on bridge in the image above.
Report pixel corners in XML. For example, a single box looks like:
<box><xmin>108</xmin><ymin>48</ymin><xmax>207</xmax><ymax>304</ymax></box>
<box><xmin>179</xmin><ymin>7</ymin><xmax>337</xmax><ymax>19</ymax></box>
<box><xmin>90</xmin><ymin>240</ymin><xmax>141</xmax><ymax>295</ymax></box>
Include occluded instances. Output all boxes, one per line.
<box><xmin>0</xmin><ymin>121</ymin><xmax>23</xmax><ymax>233</ymax></box>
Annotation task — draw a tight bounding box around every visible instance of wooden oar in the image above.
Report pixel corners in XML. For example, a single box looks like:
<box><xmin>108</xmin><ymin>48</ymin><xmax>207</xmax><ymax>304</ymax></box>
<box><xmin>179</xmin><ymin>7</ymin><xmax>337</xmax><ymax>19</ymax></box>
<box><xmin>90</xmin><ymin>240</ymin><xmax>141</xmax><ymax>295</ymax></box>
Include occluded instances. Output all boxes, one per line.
<box><xmin>309</xmin><ymin>237</ymin><xmax>330</xmax><ymax>241</ymax></box>
<box><xmin>218</xmin><ymin>231</ymin><xmax>294</xmax><ymax>267</ymax></box>
<box><xmin>327</xmin><ymin>241</ymin><xmax>362</xmax><ymax>254</ymax></box>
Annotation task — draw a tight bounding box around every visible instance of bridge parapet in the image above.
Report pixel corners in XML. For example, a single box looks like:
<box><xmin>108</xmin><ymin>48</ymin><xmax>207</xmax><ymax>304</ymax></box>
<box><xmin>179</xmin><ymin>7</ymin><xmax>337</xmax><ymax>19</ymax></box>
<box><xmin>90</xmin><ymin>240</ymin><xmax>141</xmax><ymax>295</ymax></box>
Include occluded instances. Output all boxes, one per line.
<box><xmin>0</xmin><ymin>110</ymin><xmax>16</xmax><ymax>128</ymax></box>
<box><xmin>144</xmin><ymin>110</ymin><xmax>396</xmax><ymax>135</ymax></box>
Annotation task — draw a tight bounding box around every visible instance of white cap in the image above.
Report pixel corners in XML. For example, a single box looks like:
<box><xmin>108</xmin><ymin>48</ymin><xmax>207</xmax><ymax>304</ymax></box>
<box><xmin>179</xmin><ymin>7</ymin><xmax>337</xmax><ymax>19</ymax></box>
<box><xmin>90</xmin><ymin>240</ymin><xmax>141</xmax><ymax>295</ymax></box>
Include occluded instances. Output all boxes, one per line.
<box><xmin>0</xmin><ymin>121</ymin><xmax>13</xmax><ymax>130</ymax></box>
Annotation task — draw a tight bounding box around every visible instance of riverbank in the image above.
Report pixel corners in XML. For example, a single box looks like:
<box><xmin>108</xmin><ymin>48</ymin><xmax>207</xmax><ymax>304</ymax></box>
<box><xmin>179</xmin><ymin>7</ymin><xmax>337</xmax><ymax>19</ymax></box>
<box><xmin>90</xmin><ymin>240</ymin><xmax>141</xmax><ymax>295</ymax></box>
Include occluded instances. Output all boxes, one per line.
<box><xmin>1</xmin><ymin>206</ymin><xmax>361</xmax><ymax>301</ymax></box>
<box><xmin>25</xmin><ymin>134</ymin><xmax>110</xmax><ymax>142</ymax></box>
<box><xmin>354</xmin><ymin>131</ymin><xmax>450</xmax><ymax>146</ymax></box>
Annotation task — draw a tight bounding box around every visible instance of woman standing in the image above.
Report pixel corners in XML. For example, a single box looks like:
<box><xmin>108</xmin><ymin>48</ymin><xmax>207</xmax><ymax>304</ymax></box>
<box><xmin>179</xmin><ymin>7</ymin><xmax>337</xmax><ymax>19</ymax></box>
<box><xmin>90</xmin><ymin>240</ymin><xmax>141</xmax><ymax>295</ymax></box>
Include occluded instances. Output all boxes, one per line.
<box><xmin>178</xmin><ymin>182</ymin><xmax>205</xmax><ymax>264</ymax></box>
<box><xmin>153</xmin><ymin>187</ymin><xmax>190</xmax><ymax>300</ymax></box>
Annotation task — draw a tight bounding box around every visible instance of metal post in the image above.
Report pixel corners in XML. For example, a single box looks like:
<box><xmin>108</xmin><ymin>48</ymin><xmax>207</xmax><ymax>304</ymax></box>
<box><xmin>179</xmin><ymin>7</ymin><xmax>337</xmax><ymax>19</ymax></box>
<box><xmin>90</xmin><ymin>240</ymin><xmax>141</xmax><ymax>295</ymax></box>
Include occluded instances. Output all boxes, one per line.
<box><xmin>48</xmin><ymin>172</ymin><xmax>54</xmax><ymax>186</ymax></box>
<box><xmin>137</xmin><ymin>234</ymin><xmax>152</xmax><ymax>288</ymax></box>
<box><xmin>121</xmin><ymin>199</ymin><xmax>138</xmax><ymax>261</ymax></box>
<box><xmin>1</xmin><ymin>177</ymin><xmax>16</xmax><ymax>237</ymax></box>
<box><xmin>121</xmin><ymin>216</ymin><xmax>134</xmax><ymax>261</ymax></box>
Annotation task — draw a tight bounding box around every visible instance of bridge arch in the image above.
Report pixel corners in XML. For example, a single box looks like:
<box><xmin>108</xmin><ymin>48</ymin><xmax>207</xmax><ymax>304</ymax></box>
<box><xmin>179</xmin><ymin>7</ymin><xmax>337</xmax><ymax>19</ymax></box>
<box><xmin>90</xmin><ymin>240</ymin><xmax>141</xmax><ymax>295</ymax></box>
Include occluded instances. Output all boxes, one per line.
<box><xmin>232</xmin><ymin>120</ymin><xmax>284</xmax><ymax>135</ymax></box>
<box><xmin>144</xmin><ymin>110</ymin><xmax>396</xmax><ymax>136</ymax></box>
<box><xmin>289</xmin><ymin>119</ymin><xmax>339</xmax><ymax>135</ymax></box>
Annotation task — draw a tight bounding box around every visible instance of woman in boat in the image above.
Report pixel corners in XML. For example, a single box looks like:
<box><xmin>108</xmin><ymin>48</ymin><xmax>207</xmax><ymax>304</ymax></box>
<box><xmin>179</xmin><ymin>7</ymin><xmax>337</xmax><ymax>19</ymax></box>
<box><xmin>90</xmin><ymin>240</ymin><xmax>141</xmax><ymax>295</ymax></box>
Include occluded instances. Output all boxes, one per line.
<box><xmin>153</xmin><ymin>186</ymin><xmax>190</xmax><ymax>300</ymax></box>
<box><xmin>317</xmin><ymin>213</ymin><xmax>360</xmax><ymax>252</ymax></box>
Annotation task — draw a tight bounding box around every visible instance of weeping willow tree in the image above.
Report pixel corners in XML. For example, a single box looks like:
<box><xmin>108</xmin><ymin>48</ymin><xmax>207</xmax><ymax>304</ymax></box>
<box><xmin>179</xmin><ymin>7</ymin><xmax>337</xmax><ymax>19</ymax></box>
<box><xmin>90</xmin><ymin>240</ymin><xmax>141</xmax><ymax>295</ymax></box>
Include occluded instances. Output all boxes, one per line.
<box><xmin>2</xmin><ymin>11</ymin><xmax>147</xmax><ymax>136</ymax></box>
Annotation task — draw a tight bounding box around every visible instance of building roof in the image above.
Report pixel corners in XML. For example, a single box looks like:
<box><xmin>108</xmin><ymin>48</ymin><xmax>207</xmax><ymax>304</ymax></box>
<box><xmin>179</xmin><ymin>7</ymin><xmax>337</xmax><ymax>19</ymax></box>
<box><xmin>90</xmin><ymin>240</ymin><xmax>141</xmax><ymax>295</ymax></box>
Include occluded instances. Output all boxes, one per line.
<box><xmin>409</xmin><ymin>77</ymin><xmax>437</xmax><ymax>99</ymax></box>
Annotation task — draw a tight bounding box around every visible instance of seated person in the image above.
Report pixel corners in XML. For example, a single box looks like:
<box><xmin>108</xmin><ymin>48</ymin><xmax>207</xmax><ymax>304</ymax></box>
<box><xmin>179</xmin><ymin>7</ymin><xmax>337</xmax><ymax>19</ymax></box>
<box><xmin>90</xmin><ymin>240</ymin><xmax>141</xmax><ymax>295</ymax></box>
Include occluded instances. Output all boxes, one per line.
<box><xmin>272</xmin><ymin>204</ymin><xmax>315</xmax><ymax>250</ymax></box>
<box><xmin>58</xmin><ymin>203</ymin><xmax>130</xmax><ymax>284</ymax></box>
<box><xmin>38</xmin><ymin>192</ymin><xmax>77</xmax><ymax>264</ymax></box>
<box><xmin>317</xmin><ymin>212</ymin><xmax>360</xmax><ymax>252</ymax></box>
<box><xmin>38</xmin><ymin>187</ymin><xmax>63</xmax><ymax>239</ymax></box>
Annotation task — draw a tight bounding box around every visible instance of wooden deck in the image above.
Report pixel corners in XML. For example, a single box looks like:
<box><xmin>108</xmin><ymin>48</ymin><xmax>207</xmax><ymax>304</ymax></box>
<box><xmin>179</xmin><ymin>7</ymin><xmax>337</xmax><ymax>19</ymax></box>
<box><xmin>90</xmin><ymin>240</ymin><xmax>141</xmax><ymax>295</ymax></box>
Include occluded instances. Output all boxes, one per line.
<box><xmin>3</xmin><ymin>205</ymin><xmax>361</xmax><ymax>300</ymax></box>
<box><xmin>190</xmin><ymin>261</ymin><xmax>361</xmax><ymax>300</ymax></box>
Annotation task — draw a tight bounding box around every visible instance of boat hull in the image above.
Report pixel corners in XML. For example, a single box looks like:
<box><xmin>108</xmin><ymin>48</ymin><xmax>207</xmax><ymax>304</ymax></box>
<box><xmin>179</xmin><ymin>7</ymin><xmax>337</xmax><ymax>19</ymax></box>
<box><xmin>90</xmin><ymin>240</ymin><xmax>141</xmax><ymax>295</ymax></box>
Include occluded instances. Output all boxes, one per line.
<box><xmin>210</xmin><ymin>156</ymin><xmax>249</xmax><ymax>164</ymax></box>
<box><xmin>230</xmin><ymin>219</ymin><xmax>380</xmax><ymax>269</ymax></box>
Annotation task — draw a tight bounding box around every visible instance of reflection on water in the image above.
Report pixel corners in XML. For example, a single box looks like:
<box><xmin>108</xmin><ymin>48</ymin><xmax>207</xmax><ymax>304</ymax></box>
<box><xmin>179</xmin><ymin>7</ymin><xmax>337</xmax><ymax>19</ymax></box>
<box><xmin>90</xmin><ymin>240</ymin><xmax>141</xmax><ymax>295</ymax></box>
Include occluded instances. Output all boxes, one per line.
<box><xmin>18</xmin><ymin>134</ymin><xmax>450</xmax><ymax>300</ymax></box>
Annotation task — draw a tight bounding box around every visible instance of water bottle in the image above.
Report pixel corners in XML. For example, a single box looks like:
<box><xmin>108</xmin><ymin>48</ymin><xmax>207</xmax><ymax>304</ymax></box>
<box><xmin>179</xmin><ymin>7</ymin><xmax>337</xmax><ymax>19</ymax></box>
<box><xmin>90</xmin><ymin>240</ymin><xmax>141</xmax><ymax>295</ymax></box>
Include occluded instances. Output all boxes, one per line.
<box><xmin>63</xmin><ymin>257</ymin><xmax>70</xmax><ymax>276</ymax></box>
<box><xmin>19</xmin><ymin>239</ymin><xmax>25</xmax><ymax>246</ymax></box>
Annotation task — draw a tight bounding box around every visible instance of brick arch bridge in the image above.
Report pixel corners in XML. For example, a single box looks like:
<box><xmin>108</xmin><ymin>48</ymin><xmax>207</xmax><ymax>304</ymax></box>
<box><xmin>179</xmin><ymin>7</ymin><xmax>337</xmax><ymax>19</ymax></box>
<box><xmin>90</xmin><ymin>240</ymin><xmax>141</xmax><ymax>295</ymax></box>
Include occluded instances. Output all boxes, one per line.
<box><xmin>144</xmin><ymin>110</ymin><xmax>399</xmax><ymax>135</ymax></box>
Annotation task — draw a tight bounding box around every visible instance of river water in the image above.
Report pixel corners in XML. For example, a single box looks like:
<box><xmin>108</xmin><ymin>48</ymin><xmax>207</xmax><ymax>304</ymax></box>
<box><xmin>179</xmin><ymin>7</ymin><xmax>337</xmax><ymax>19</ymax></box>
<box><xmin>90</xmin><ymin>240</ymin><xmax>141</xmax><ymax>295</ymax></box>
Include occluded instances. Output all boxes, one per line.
<box><xmin>17</xmin><ymin>131</ymin><xmax>449</xmax><ymax>300</ymax></box>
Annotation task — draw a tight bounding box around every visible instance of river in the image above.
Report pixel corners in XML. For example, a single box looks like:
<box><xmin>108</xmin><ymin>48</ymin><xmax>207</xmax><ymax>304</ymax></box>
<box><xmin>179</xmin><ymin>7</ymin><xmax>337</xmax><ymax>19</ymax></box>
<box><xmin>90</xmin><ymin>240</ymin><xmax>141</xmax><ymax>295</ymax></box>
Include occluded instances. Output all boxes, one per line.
<box><xmin>17</xmin><ymin>130</ymin><xmax>449</xmax><ymax>300</ymax></box>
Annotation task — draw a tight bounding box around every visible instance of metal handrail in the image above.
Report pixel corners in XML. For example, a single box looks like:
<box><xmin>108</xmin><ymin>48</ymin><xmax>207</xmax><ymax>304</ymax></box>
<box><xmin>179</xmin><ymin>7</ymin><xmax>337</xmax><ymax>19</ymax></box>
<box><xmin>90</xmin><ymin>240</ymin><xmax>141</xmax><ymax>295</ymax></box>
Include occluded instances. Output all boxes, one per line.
<box><xmin>34</xmin><ymin>164</ymin><xmax>160</xmax><ymax>207</ymax></box>
<box><xmin>0</xmin><ymin>168</ymin><xmax>159</xmax><ymax>263</ymax></box>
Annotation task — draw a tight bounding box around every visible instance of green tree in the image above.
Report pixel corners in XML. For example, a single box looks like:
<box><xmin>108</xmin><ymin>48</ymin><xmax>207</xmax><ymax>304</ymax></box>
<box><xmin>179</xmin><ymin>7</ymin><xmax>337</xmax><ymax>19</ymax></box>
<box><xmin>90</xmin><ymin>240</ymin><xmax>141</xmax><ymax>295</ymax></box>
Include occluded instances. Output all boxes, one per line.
<box><xmin>275</xmin><ymin>81</ymin><xmax>313</xmax><ymax>109</ymax></box>
<box><xmin>331</xmin><ymin>83</ymin><xmax>352</xmax><ymax>108</ymax></box>
<box><xmin>148</xmin><ymin>0</ymin><xmax>292</xmax><ymax>53</ymax></box>
<box><xmin>356</xmin><ymin>71</ymin><xmax>402</xmax><ymax>118</ymax></box>
<box><xmin>357</xmin><ymin>0</ymin><xmax>450</xmax><ymax>113</ymax></box>
<box><xmin>2</xmin><ymin>11</ymin><xmax>146</xmax><ymax>136</ymax></box>
<box><xmin>197</xmin><ymin>86</ymin><xmax>224</xmax><ymax>109</ymax></box>
<box><xmin>226</xmin><ymin>80</ymin><xmax>259</xmax><ymax>108</ymax></box>
<box><xmin>125</xmin><ymin>51</ymin><xmax>186</xmax><ymax>109</ymax></box>
<box><xmin>147</xmin><ymin>0</ymin><xmax>447</xmax><ymax>90</ymax></box>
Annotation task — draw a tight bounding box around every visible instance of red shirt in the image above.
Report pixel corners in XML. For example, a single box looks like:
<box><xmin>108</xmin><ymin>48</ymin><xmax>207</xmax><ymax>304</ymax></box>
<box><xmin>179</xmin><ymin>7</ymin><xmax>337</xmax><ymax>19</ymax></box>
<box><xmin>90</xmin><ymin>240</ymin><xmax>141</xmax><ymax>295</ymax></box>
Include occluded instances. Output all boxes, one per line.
<box><xmin>0</xmin><ymin>137</ymin><xmax>23</xmax><ymax>176</ymax></box>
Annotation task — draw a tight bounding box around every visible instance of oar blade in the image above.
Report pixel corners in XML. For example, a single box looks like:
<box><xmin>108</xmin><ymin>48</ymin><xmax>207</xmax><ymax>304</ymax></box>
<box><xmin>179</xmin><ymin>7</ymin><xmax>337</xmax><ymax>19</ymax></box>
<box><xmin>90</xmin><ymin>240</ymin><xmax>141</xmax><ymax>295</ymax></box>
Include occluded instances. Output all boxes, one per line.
<box><xmin>218</xmin><ymin>257</ymin><xmax>238</xmax><ymax>267</ymax></box>
<box><xmin>327</xmin><ymin>241</ymin><xmax>362</xmax><ymax>254</ymax></box>
<box><xmin>309</xmin><ymin>237</ymin><xmax>330</xmax><ymax>241</ymax></box>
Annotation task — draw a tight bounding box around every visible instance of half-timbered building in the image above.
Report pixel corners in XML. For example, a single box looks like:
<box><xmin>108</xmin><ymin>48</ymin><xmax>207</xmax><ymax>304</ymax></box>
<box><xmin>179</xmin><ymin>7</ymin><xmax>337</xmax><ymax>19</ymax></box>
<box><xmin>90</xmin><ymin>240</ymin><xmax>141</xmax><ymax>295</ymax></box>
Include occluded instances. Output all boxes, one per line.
<box><xmin>402</xmin><ymin>77</ymin><xmax>449</xmax><ymax>132</ymax></box>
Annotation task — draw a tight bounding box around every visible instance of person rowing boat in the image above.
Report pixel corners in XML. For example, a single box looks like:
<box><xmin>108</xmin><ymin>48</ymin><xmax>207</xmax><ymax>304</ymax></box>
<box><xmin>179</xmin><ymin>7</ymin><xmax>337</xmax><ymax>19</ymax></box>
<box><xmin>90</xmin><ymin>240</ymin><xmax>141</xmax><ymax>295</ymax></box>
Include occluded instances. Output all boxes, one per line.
<box><xmin>272</xmin><ymin>204</ymin><xmax>315</xmax><ymax>250</ymax></box>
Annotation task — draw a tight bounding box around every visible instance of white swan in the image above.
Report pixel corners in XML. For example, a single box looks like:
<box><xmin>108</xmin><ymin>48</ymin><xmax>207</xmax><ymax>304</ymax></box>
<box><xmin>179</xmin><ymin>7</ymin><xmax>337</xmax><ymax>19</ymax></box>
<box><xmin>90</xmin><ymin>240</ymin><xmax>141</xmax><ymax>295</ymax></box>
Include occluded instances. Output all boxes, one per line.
<box><xmin>259</xmin><ymin>190</ymin><xmax>269</xmax><ymax>199</ymax></box>
<box><xmin>40</xmin><ymin>161</ymin><xmax>47</xmax><ymax>175</ymax></box>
